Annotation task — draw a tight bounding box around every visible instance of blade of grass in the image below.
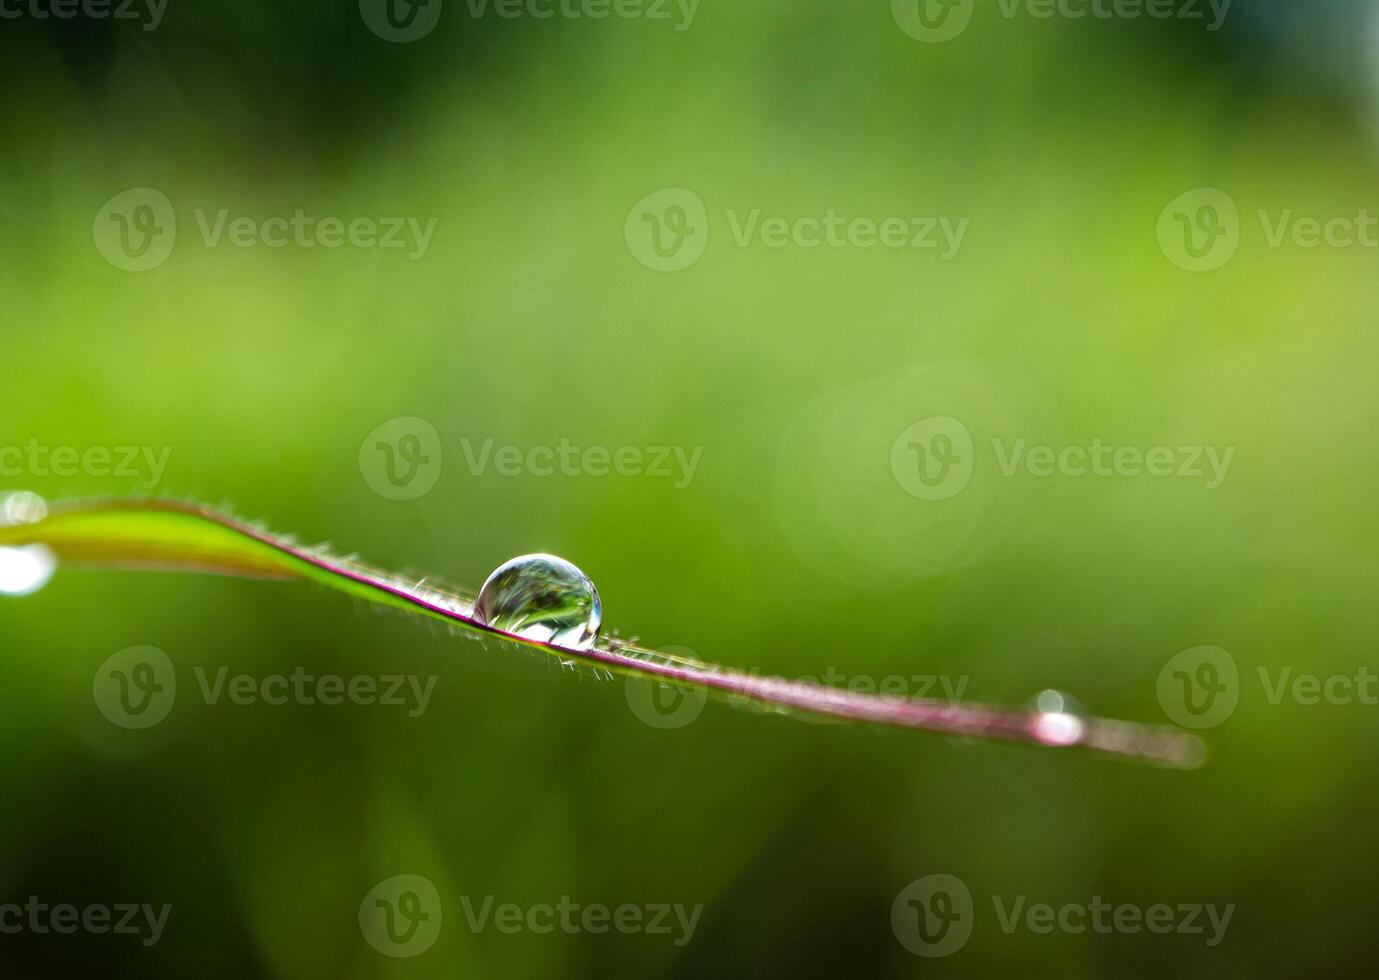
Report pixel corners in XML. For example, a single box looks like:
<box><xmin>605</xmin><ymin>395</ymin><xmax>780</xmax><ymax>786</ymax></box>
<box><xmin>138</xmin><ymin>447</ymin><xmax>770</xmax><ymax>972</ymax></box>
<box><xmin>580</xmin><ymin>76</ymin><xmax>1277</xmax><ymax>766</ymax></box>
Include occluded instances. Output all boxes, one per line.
<box><xmin>0</xmin><ymin>497</ymin><xmax>1205</xmax><ymax>768</ymax></box>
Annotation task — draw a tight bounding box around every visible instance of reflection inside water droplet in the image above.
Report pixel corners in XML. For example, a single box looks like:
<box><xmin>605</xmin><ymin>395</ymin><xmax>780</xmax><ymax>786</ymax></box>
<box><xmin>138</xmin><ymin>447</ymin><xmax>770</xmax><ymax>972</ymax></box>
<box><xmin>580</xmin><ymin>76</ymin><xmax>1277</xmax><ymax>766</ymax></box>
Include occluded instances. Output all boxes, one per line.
<box><xmin>474</xmin><ymin>554</ymin><xmax>601</xmax><ymax>651</ymax></box>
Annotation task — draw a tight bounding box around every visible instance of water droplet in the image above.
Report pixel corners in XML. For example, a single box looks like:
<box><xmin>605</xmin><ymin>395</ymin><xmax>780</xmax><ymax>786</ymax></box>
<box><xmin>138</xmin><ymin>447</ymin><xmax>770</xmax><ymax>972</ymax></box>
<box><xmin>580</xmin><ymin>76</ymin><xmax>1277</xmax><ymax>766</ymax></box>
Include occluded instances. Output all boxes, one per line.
<box><xmin>1028</xmin><ymin>689</ymin><xmax>1087</xmax><ymax>747</ymax></box>
<box><xmin>1030</xmin><ymin>688</ymin><xmax>1082</xmax><ymax>715</ymax></box>
<box><xmin>0</xmin><ymin>492</ymin><xmax>56</xmax><ymax>596</ymax></box>
<box><xmin>0</xmin><ymin>546</ymin><xmax>56</xmax><ymax>596</ymax></box>
<box><xmin>474</xmin><ymin>554</ymin><xmax>601</xmax><ymax>651</ymax></box>
<box><xmin>1</xmin><ymin>491</ymin><xmax>47</xmax><ymax>527</ymax></box>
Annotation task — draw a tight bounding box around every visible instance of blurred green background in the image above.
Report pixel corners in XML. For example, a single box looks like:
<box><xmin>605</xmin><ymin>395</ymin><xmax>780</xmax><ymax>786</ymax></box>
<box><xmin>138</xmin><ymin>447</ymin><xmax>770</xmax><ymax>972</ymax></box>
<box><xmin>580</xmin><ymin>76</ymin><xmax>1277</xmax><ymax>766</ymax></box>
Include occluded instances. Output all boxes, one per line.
<box><xmin>2</xmin><ymin>0</ymin><xmax>1378</xmax><ymax>975</ymax></box>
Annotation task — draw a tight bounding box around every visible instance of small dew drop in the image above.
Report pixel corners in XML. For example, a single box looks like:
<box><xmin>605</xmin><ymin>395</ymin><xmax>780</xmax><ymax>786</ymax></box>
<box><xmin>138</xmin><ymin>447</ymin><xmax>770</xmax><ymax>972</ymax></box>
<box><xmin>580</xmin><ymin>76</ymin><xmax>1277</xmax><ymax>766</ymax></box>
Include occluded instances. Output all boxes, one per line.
<box><xmin>1</xmin><ymin>491</ymin><xmax>48</xmax><ymax>527</ymax></box>
<box><xmin>1030</xmin><ymin>688</ymin><xmax>1082</xmax><ymax>716</ymax></box>
<box><xmin>1029</xmin><ymin>689</ymin><xmax>1087</xmax><ymax>747</ymax></box>
<box><xmin>474</xmin><ymin>554</ymin><xmax>601</xmax><ymax>651</ymax></box>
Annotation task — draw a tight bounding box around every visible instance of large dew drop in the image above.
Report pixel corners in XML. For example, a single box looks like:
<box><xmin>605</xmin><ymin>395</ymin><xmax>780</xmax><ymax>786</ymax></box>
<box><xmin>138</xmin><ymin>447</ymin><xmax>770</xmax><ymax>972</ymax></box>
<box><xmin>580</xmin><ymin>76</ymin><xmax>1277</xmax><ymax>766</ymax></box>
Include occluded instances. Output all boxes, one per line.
<box><xmin>1028</xmin><ymin>689</ymin><xmax>1087</xmax><ymax>747</ymax></box>
<box><xmin>474</xmin><ymin>554</ymin><xmax>601</xmax><ymax>651</ymax></box>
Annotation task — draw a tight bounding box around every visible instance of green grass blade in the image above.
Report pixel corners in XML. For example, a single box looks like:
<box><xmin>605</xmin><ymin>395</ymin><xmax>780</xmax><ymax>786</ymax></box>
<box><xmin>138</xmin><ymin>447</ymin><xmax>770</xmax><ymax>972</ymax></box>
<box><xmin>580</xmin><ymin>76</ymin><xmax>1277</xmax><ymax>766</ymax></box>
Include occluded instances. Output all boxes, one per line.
<box><xmin>0</xmin><ymin>496</ymin><xmax>1206</xmax><ymax>768</ymax></box>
